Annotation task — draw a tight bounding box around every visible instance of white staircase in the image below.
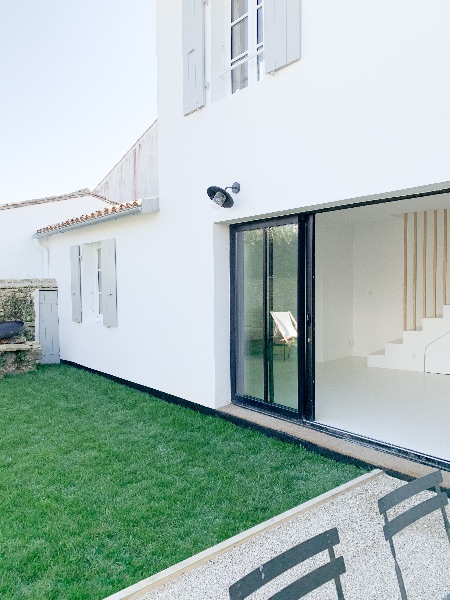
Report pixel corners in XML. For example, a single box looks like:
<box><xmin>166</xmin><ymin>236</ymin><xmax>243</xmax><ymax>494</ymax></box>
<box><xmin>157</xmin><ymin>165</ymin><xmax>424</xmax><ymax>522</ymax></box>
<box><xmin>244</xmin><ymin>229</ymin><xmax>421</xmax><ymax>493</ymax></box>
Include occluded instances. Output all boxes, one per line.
<box><xmin>367</xmin><ymin>305</ymin><xmax>450</xmax><ymax>372</ymax></box>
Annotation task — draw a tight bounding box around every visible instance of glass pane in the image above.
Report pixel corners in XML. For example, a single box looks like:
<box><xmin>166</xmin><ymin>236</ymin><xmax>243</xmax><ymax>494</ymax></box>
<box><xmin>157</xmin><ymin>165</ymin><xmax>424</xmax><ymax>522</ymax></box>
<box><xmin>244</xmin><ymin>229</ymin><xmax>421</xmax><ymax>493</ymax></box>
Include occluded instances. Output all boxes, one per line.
<box><xmin>236</xmin><ymin>229</ymin><xmax>264</xmax><ymax>400</ymax></box>
<box><xmin>257</xmin><ymin>6</ymin><xmax>263</xmax><ymax>44</ymax></box>
<box><xmin>97</xmin><ymin>270</ymin><xmax>102</xmax><ymax>292</ymax></box>
<box><xmin>231</xmin><ymin>18</ymin><xmax>248</xmax><ymax>60</ymax></box>
<box><xmin>257</xmin><ymin>52</ymin><xmax>264</xmax><ymax>81</ymax></box>
<box><xmin>232</xmin><ymin>60</ymin><xmax>248</xmax><ymax>93</ymax></box>
<box><xmin>97</xmin><ymin>247</ymin><xmax>102</xmax><ymax>268</ymax></box>
<box><xmin>231</xmin><ymin>0</ymin><xmax>248</xmax><ymax>22</ymax></box>
<box><xmin>267</xmin><ymin>224</ymin><xmax>298</xmax><ymax>409</ymax></box>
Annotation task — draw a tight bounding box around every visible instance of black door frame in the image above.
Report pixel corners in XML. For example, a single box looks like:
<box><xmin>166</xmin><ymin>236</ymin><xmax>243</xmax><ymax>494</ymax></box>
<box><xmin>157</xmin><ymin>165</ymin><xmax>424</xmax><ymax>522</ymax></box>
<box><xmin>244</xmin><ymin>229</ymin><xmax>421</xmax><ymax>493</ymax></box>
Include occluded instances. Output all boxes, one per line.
<box><xmin>230</xmin><ymin>187</ymin><xmax>450</xmax><ymax>471</ymax></box>
<box><xmin>230</xmin><ymin>213</ymin><xmax>315</xmax><ymax>422</ymax></box>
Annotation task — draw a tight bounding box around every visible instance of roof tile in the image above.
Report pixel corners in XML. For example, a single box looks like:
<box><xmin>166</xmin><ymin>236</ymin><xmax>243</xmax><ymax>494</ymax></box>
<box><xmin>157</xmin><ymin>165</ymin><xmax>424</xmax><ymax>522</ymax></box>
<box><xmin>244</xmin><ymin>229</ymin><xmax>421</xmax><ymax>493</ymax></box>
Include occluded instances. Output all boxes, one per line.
<box><xmin>35</xmin><ymin>199</ymin><xmax>142</xmax><ymax>235</ymax></box>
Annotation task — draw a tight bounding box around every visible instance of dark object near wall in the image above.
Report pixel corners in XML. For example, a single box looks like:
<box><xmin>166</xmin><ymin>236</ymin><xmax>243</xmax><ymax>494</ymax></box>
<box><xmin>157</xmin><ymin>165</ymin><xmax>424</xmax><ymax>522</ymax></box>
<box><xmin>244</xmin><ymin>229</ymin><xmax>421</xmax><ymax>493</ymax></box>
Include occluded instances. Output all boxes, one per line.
<box><xmin>0</xmin><ymin>321</ymin><xmax>25</xmax><ymax>340</ymax></box>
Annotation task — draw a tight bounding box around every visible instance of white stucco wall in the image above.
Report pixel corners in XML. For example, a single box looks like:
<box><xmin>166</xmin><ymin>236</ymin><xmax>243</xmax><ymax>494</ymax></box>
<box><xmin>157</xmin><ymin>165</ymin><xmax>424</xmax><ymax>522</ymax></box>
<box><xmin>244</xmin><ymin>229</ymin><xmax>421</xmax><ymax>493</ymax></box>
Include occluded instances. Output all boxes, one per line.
<box><xmin>150</xmin><ymin>0</ymin><xmax>450</xmax><ymax>409</ymax></box>
<box><xmin>45</xmin><ymin>209</ymin><xmax>227</xmax><ymax>409</ymax></box>
<box><xmin>157</xmin><ymin>0</ymin><xmax>450</xmax><ymax>226</ymax></box>
<box><xmin>44</xmin><ymin>0</ymin><xmax>450</xmax><ymax>413</ymax></box>
<box><xmin>93</xmin><ymin>121</ymin><xmax>159</xmax><ymax>204</ymax></box>
<box><xmin>0</xmin><ymin>195</ymin><xmax>107</xmax><ymax>280</ymax></box>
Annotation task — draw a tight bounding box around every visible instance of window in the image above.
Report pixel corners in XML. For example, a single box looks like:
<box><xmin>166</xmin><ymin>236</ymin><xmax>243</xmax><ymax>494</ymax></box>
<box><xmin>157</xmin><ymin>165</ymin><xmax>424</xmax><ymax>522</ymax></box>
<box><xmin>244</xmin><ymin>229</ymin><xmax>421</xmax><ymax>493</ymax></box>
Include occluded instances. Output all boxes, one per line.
<box><xmin>230</xmin><ymin>0</ymin><xmax>264</xmax><ymax>94</ymax></box>
<box><xmin>183</xmin><ymin>0</ymin><xmax>301</xmax><ymax>109</ymax></box>
<box><xmin>95</xmin><ymin>245</ymin><xmax>103</xmax><ymax>316</ymax></box>
<box><xmin>70</xmin><ymin>239</ymin><xmax>118</xmax><ymax>328</ymax></box>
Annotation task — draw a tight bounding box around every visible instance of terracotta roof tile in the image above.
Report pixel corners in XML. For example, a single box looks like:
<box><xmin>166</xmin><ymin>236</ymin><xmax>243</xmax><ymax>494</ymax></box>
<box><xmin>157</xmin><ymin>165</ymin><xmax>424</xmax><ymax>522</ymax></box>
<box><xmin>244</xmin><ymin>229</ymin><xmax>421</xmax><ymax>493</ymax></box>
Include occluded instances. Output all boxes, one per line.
<box><xmin>35</xmin><ymin>200</ymin><xmax>142</xmax><ymax>235</ymax></box>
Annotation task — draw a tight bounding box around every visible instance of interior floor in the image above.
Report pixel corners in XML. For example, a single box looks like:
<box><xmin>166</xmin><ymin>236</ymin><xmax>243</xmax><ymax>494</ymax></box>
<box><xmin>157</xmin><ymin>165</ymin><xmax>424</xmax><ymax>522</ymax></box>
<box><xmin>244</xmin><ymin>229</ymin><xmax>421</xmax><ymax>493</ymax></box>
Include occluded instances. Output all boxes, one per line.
<box><xmin>315</xmin><ymin>357</ymin><xmax>450</xmax><ymax>460</ymax></box>
<box><xmin>242</xmin><ymin>353</ymin><xmax>449</xmax><ymax>460</ymax></box>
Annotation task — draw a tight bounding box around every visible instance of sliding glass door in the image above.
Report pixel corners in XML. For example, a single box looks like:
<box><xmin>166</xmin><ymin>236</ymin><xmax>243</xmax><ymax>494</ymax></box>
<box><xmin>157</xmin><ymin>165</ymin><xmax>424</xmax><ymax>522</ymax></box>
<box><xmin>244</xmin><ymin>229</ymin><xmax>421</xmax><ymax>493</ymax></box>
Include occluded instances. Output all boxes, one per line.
<box><xmin>231</xmin><ymin>215</ymin><xmax>314</xmax><ymax>418</ymax></box>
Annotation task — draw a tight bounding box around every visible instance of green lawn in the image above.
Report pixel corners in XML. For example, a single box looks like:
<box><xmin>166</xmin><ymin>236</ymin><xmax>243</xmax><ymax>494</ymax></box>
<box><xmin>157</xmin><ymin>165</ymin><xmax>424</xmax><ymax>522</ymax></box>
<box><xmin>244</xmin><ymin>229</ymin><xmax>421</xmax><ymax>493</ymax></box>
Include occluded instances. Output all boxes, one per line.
<box><xmin>0</xmin><ymin>365</ymin><xmax>367</xmax><ymax>599</ymax></box>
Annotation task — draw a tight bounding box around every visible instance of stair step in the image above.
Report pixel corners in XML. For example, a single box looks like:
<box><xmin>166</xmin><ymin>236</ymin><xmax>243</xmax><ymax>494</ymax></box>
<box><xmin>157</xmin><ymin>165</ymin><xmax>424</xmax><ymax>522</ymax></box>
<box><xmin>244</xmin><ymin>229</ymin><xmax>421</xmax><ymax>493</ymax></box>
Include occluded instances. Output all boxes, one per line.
<box><xmin>367</xmin><ymin>306</ymin><xmax>450</xmax><ymax>372</ymax></box>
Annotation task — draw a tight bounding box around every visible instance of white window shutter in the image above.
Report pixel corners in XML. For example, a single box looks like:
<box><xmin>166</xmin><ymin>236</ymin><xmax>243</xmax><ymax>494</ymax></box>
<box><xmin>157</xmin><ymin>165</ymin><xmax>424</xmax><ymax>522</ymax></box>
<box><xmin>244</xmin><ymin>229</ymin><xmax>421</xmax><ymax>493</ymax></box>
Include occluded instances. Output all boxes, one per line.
<box><xmin>182</xmin><ymin>0</ymin><xmax>206</xmax><ymax>115</ymax></box>
<box><xmin>265</xmin><ymin>0</ymin><xmax>301</xmax><ymax>74</ymax></box>
<box><xmin>101</xmin><ymin>239</ymin><xmax>118</xmax><ymax>328</ymax></box>
<box><xmin>70</xmin><ymin>245</ymin><xmax>82</xmax><ymax>323</ymax></box>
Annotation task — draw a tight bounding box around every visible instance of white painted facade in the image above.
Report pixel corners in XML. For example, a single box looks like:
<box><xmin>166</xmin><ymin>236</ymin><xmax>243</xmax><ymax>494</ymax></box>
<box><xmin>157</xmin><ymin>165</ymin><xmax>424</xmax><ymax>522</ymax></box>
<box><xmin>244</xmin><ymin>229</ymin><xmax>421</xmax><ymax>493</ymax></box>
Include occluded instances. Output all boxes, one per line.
<box><xmin>93</xmin><ymin>121</ymin><xmax>159</xmax><ymax>204</ymax></box>
<box><xmin>15</xmin><ymin>1</ymin><xmax>450</xmax><ymax>460</ymax></box>
<box><xmin>0</xmin><ymin>192</ymin><xmax>106</xmax><ymax>280</ymax></box>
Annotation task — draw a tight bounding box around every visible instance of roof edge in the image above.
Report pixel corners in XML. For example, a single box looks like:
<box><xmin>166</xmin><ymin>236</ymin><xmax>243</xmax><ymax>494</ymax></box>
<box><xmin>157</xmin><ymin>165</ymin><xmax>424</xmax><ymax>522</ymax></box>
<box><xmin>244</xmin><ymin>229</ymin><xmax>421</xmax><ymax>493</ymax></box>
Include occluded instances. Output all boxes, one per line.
<box><xmin>33</xmin><ymin>197</ymin><xmax>159</xmax><ymax>238</ymax></box>
<box><xmin>0</xmin><ymin>188</ymin><xmax>92</xmax><ymax>211</ymax></box>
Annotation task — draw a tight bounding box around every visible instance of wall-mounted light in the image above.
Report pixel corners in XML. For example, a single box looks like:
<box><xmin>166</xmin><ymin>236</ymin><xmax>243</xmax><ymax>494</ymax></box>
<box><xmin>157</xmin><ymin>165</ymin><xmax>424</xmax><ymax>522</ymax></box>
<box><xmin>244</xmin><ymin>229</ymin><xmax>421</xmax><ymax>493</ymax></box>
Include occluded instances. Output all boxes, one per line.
<box><xmin>207</xmin><ymin>182</ymin><xmax>240</xmax><ymax>208</ymax></box>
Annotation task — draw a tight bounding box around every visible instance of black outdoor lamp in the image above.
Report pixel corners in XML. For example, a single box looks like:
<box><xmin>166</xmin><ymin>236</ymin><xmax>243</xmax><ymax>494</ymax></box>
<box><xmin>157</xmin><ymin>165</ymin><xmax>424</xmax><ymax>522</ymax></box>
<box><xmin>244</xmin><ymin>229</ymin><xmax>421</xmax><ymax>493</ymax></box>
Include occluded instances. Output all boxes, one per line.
<box><xmin>207</xmin><ymin>182</ymin><xmax>240</xmax><ymax>208</ymax></box>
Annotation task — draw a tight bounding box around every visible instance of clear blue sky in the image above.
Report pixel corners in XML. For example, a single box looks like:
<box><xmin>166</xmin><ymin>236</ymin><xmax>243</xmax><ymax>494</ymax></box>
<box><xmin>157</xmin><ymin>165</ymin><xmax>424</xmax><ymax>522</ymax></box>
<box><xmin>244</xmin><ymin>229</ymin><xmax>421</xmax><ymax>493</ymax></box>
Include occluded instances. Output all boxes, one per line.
<box><xmin>0</xmin><ymin>0</ymin><xmax>157</xmax><ymax>203</ymax></box>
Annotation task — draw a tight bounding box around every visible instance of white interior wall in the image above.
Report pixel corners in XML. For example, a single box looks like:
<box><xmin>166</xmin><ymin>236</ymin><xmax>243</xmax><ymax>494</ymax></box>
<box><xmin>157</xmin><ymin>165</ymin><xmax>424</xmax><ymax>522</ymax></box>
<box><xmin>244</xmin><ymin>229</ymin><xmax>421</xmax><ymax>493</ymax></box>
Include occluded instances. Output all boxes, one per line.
<box><xmin>352</xmin><ymin>216</ymin><xmax>403</xmax><ymax>356</ymax></box>
<box><xmin>316</xmin><ymin>208</ymin><xmax>406</xmax><ymax>362</ymax></box>
<box><xmin>315</xmin><ymin>217</ymin><xmax>354</xmax><ymax>362</ymax></box>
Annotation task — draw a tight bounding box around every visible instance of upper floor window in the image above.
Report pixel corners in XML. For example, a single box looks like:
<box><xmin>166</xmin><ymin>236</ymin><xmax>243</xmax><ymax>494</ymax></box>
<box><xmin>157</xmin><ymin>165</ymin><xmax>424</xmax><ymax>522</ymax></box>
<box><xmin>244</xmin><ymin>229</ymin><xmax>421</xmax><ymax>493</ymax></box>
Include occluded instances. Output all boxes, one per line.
<box><xmin>231</xmin><ymin>0</ymin><xmax>264</xmax><ymax>94</ymax></box>
<box><xmin>182</xmin><ymin>0</ymin><xmax>301</xmax><ymax>114</ymax></box>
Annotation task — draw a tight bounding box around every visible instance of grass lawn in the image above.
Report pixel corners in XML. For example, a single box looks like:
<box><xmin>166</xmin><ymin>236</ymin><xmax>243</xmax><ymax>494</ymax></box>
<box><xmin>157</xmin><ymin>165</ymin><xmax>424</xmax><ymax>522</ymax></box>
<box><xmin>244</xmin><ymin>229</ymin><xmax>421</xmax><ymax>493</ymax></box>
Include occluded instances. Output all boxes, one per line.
<box><xmin>0</xmin><ymin>365</ymin><xmax>368</xmax><ymax>599</ymax></box>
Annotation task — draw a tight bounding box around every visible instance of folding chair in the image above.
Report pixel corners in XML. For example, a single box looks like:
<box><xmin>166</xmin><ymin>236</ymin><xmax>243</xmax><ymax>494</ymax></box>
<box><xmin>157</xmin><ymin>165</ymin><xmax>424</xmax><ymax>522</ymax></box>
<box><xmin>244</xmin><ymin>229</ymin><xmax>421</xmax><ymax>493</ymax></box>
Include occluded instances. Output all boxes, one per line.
<box><xmin>378</xmin><ymin>470</ymin><xmax>450</xmax><ymax>600</ymax></box>
<box><xmin>270</xmin><ymin>311</ymin><xmax>298</xmax><ymax>361</ymax></box>
<box><xmin>229</xmin><ymin>527</ymin><xmax>346</xmax><ymax>599</ymax></box>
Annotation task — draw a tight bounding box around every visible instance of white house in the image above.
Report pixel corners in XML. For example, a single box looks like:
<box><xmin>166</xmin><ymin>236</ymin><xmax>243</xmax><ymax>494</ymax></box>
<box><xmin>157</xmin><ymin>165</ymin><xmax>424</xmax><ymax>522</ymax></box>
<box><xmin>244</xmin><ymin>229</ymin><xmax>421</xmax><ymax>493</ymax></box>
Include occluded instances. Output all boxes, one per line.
<box><xmin>9</xmin><ymin>1</ymin><xmax>450</xmax><ymax>466</ymax></box>
<box><xmin>0</xmin><ymin>189</ymin><xmax>108</xmax><ymax>280</ymax></box>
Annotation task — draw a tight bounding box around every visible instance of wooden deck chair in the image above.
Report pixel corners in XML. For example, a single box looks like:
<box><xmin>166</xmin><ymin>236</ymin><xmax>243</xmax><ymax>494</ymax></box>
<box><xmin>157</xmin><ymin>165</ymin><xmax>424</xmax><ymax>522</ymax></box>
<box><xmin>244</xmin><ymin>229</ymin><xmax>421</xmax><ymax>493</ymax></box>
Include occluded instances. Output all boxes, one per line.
<box><xmin>270</xmin><ymin>311</ymin><xmax>298</xmax><ymax>361</ymax></box>
<box><xmin>378</xmin><ymin>470</ymin><xmax>450</xmax><ymax>600</ymax></box>
<box><xmin>229</xmin><ymin>527</ymin><xmax>346</xmax><ymax>600</ymax></box>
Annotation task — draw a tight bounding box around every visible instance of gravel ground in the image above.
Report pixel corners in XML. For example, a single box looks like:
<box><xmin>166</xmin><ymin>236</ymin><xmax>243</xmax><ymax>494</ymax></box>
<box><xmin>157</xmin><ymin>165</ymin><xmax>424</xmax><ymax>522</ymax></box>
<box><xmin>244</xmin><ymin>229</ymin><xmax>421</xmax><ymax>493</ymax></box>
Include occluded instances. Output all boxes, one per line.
<box><xmin>138</xmin><ymin>473</ymin><xmax>450</xmax><ymax>600</ymax></box>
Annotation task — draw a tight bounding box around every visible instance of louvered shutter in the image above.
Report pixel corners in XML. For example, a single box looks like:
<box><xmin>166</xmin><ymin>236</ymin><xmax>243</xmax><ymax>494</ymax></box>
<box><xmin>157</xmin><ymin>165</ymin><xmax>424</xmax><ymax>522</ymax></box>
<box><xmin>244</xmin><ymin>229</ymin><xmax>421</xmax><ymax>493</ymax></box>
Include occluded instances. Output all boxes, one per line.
<box><xmin>182</xmin><ymin>0</ymin><xmax>206</xmax><ymax>115</ymax></box>
<box><xmin>101</xmin><ymin>239</ymin><xmax>118</xmax><ymax>328</ymax></box>
<box><xmin>70</xmin><ymin>245</ymin><xmax>82</xmax><ymax>323</ymax></box>
<box><xmin>265</xmin><ymin>0</ymin><xmax>301</xmax><ymax>74</ymax></box>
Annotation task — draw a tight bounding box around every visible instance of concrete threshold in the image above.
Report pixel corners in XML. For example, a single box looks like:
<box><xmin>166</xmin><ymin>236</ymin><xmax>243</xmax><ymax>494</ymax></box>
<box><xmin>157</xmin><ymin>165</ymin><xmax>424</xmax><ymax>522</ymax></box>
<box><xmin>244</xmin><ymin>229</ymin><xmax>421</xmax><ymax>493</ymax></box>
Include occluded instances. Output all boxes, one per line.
<box><xmin>218</xmin><ymin>404</ymin><xmax>450</xmax><ymax>489</ymax></box>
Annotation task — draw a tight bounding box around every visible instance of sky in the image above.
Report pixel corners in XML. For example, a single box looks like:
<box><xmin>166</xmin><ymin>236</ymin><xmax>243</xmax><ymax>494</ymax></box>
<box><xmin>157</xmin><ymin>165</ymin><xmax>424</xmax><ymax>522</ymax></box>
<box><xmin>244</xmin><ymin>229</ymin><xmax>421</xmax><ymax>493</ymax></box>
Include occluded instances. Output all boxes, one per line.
<box><xmin>0</xmin><ymin>0</ymin><xmax>157</xmax><ymax>203</ymax></box>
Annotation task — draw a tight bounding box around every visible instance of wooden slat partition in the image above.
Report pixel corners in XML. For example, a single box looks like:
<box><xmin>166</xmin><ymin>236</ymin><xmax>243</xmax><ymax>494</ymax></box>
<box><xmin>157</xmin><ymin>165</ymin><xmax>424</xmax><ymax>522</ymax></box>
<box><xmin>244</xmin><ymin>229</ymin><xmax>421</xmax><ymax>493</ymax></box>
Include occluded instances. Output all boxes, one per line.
<box><xmin>444</xmin><ymin>209</ymin><xmax>448</xmax><ymax>307</ymax></box>
<box><xmin>423</xmin><ymin>211</ymin><xmax>427</xmax><ymax>319</ymax></box>
<box><xmin>403</xmin><ymin>213</ymin><xmax>408</xmax><ymax>331</ymax></box>
<box><xmin>413</xmin><ymin>212</ymin><xmax>417</xmax><ymax>330</ymax></box>
<box><xmin>403</xmin><ymin>209</ymin><xmax>450</xmax><ymax>332</ymax></box>
<box><xmin>433</xmin><ymin>210</ymin><xmax>437</xmax><ymax>318</ymax></box>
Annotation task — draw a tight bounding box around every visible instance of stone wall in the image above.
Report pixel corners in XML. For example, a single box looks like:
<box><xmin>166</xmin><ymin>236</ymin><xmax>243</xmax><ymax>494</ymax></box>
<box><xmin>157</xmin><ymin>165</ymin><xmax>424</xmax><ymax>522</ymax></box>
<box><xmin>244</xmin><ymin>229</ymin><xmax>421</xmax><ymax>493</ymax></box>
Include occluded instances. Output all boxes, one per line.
<box><xmin>0</xmin><ymin>342</ymin><xmax>42</xmax><ymax>379</ymax></box>
<box><xmin>0</xmin><ymin>279</ymin><xmax>56</xmax><ymax>378</ymax></box>
<box><xmin>0</xmin><ymin>279</ymin><xmax>57</xmax><ymax>341</ymax></box>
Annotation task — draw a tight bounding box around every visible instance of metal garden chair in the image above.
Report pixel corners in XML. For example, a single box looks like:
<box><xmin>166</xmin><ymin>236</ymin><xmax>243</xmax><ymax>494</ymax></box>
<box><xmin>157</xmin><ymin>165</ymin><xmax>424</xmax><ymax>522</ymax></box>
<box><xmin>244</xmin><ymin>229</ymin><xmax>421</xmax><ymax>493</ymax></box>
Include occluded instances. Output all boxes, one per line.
<box><xmin>229</xmin><ymin>527</ymin><xmax>346</xmax><ymax>599</ymax></box>
<box><xmin>378</xmin><ymin>470</ymin><xmax>450</xmax><ymax>600</ymax></box>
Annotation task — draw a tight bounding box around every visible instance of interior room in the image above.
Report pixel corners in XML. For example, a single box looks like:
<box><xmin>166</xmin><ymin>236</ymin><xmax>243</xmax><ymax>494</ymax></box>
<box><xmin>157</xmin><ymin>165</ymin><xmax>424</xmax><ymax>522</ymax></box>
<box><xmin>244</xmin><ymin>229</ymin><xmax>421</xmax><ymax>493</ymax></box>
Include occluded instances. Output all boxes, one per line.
<box><xmin>315</xmin><ymin>194</ymin><xmax>450</xmax><ymax>460</ymax></box>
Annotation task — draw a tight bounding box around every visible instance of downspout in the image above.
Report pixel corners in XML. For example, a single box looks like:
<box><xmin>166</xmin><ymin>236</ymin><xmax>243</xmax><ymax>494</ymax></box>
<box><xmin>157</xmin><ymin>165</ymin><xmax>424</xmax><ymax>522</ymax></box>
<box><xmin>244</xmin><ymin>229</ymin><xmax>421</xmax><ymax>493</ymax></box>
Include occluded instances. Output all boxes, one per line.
<box><xmin>34</xmin><ymin>237</ymin><xmax>49</xmax><ymax>277</ymax></box>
